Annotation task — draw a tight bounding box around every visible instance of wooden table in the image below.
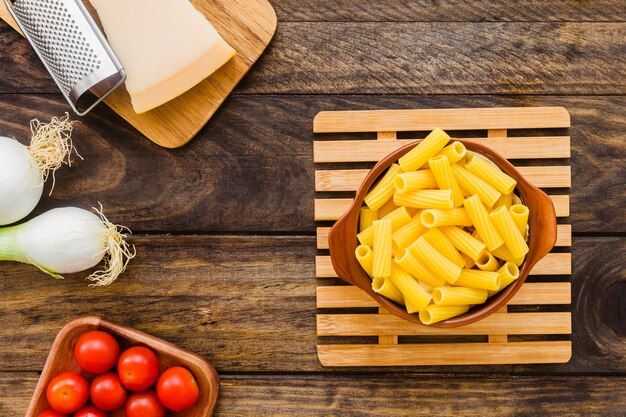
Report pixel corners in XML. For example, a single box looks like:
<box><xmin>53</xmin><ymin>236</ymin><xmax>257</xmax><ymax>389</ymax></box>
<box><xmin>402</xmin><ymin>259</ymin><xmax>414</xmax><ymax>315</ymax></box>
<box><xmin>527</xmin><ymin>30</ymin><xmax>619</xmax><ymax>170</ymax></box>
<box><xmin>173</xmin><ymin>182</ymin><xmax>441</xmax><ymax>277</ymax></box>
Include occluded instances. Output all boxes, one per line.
<box><xmin>1</xmin><ymin>1</ymin><xmax>625</xmax><ymax>415</ymax></box>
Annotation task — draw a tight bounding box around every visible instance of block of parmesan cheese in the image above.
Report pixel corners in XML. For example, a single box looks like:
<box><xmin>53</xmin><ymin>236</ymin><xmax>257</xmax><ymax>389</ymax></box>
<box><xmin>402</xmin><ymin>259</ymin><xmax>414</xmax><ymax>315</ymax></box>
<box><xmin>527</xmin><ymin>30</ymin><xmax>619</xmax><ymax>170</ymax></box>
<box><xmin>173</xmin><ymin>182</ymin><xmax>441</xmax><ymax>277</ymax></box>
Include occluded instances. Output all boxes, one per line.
<box><xmin>90</xmin><ymin>0</ymin><xmax>237</xmax><ymax>114</ymax></box>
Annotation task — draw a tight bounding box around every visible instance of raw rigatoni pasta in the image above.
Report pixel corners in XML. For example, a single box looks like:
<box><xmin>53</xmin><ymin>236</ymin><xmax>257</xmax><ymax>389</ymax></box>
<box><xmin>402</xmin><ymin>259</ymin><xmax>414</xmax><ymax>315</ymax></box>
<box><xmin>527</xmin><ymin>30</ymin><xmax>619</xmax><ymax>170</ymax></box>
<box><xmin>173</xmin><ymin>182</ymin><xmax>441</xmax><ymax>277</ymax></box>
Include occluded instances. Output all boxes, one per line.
<box><xmin>410</xmin><ymin>237</ymin><xmax>462</xmax><ymax>284</ymax></box>
<box><xmin>465</xmin><ymin>153</ymin><xmax>517</xmax><ymax>194</ymax></box>
<box><xmin>419</xmin><ymin>305</ymin><xmax>470</xmax><ymax>325</ymax></box>
<box><xmin>437</xmin><ymin>141</ymin><xmax>467</xmax><ymax>163</ymax></box>
<box><xmin>392</xmin><ymin>216</ymin><xmax>426</xmax><ymax>249</ymax></box>
<box><xmin>429</xmin><ymin>155</ymin><xmax>464</xmax><ymax>207</ymax></box>
<box><xmin>355</xmin><ymin>244</ymin><xmax>374</xmax><ymax>277</ymax></box>
<box><xmin>452</xmin><ymin>164</ymin><xmax>501</xmax><ymax>207</ymax></box>
<box><xmin>475</xmin><ymin>251</ymin><xmax>499</xmax><ymax>272</ymax></box>
<box><xmin>358</xmin><ymin>207</ymin><xmax>412</xmax><ymax>246</ymax></box>
<box><xmin>364</xmin><ymin>163</ymin><xmax>402</xmax><ymax>210</ymax></box>
<box><xmin>378</xmin><ymin>198</ymin><xmax>399</xmax><ymax>218</ymax></box>
<box><xmin>394</xmin><ymin>170</ymin><xmax>438</xmax><ymax>193</ymax></box>
<box><xmin>372</xmin><ymin>276</ymin><xmax>405</xmax><ymax>305</ymax></box>
<box><xmin>509</xmin><ymin>204</ymin><xmax>529</xmax><ymax>237</ymax></box>
<box><xmin>440</xmin><ymin>226</ymin><xmax>486</xmax><ymax>262</ymax></box>
<box><xmin>394</xmin><ymin>248</ymin><xmax>446</xmax><ymax>288</ymax></box>
<box><xmin>489</xmin><ymin>206</ymin><xmax>529</xmax><ymax>259</ymax></box>
<box><xmin>433</xmin><ymin>286</ymin><xmax>488</xmax><ymax>306</ymax></box>
<box><xmin>420</xmin><ymin>208</ymin><xmax>472</xmax><ymax>228</ymax></box>
<box><xmin>389</xmin><ymin>264</ymin><xmax>432</xmax><ymax>313</ymax></box>
<box><xmin>394</xmin><ymin>189</ymin><xmax>454</xmax><ymax>209</ymax></box>
<box><xmin>455</xmin><ymin>269</ymin><xmax>500</xmax><ymax>291</ymax></box>
<box><xmin>423</xmin><ymin>227</ymin><xmax>465</xmax><ymax>268</ymax></box>
<box><xmin>352</xmin><ymin>128</ymin><xmax>531</xmax><ymax>324</ymax></box>
<box><xmin>372</xmin><ymin>219</ymin><xmax>392</xmax><ymax>278</ymax></box>
<box><xmin>398</xmin><ymin>128</ymin><xmax>450</xmax><ymax>172</ymax></box>
<box><xmin>463</xmin><ymin>195</ymin><xmax>504</xmax><ymax>251</ymax></box>
<box><xmin>359</xmin><ymin>207</ymin><xmax>378</xmax><ymax>231</ymax></box>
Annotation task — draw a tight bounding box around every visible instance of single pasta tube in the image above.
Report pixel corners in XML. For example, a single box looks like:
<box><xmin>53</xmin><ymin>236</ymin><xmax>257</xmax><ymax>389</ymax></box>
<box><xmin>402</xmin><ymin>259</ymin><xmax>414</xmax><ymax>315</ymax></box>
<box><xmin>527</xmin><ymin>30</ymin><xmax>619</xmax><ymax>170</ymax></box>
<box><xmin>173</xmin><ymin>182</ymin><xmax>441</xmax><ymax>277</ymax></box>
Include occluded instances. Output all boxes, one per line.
<box><xmin>392</xmin><ymin>216</ymin><xmax>426</xmax><ymax>249</ymax></box>
<box><xmin>465</xmin><ymin>153</ymin><xmax>517</xmax><ymax>195</ymax></box>
<box><xmin>378</xmin><ymin>198</ymin><xmax>399</xmax><ymax>218</ymax></box>
<box><xmin>428</xmin><ymin>155</ymin><xmax>464</xmax><ymax>207</ymax></box>
<box><xmin>389</xmin><ymin>263</ymin><xmax>432</xmax><ymax>313</ymax></box>
<box><xmin>394</xmin><ymin>170</ymin><xmax>438</xmax><ymax>193</ymax></box>
<box><xmin>398</xmin><ymin>128</ymin><xmax>450</xmax><ymax>172</ymax></box>
<box><xmin>509</xmin><ymin>204</ymin><xmax>529</xmax><ymax>237</ymax></box>
<box><xmin>372</xmin><ymin>219</ymin><xmax>393</xmax><ymax>278</ymax></box>
<box><xmin>512</xmin><ymin>194</ymin><xmax>522</xmax><ymax>206</ymax></box>
<box><xmin>440</xmin><ymin>226</ymin><xmax>486</xmax><ymax>262</ymax></box>
<box><xmin>358</xmin><ymin>206</ymin><xmax>412</xmax><ymax>246</ymax></box>
<box><xmin>422</xmin><ymin>227</ymin><xmax>465</xmax><ymax>267</ymax></box>
<box><xmin>355</xmin><ymin>244</ymin><xmax>374</xmax><ymax>277</ymax></box>
<box><xmin>393</xmin><ymin>189</ymin><xmax>454</xmax><ymax>209</ymax></box>
<box><xmin>394</xmin><ymin>248</ymin><xmax>446</xmax><ymax>288</ymax></box>
<box><xmin>419</xmin><ymin>304</ymin><xmax>470</xmax><ymax>325</ymax></box>
<box><xmin>420</xmin><ymin>208</ymin><xmax>472</xmax><ymax>228</ymax></box>
<box><xmin>489</xmin><ymin>206</ymin><xmax>529</xmax><ymax>259</ymax></box>
<box><xmin>359</xmin><ymin>207</ymin><xmax>378</xmax><ymax>231</ymax></box>
<box><xmin>462</xmin><ymin>253</ymin><xmax>476</xmax><ymax>268</ymax></box>
<box><xmin>491</xmin><ymin>244</ymin><xmax>525</xmax><ymax>266</ymax></box>
<box><xmin>437</xmin><ymin>141</ymin><xmax>467</xmax><ymax>163</ymax></box>
<box><xmin>494</xmin><ymin>192</ymin><xmax>513</xmax><ymax>209</ymax></box>
<box><xmin>455</xmin><ymin>269</ymin><xmax>500</xmax><ymax>291</ymax></box>
<box><xmin>452</xmin><ymin>164</ymin><xmax>501</xmax><ymax>207</ymax></box>
<box><xmin>497</xmin><ymin>261</ymin><xmax>520</xmax><ymax>291</ymax></box>
<box><xmin>372</xmin><ymin>276</ymin><xmax>405</xmax><ymax>305</ymax></box>
<box><xmin>364</xmin><ymin>163</ymin><xmax>403</xmax><ymax>210</ymax></box>
<box><xmin>409</xmin><ymin>237</ymin><xmax>462</xmax><ymax>284</ymax></box>
<box><xmin>433</xmin><ymin>286</ymin><xmax>488</xmax><ymax>306</ymax></box>
<box><xmin>463</xmin><ymin>195</ymin><xmax>504</xmax><ymax>251</ymax></box>
<box><xmin>475</xmin><ymin>251</ymin><xmax>500</xmax><ymax>272</ymax></box>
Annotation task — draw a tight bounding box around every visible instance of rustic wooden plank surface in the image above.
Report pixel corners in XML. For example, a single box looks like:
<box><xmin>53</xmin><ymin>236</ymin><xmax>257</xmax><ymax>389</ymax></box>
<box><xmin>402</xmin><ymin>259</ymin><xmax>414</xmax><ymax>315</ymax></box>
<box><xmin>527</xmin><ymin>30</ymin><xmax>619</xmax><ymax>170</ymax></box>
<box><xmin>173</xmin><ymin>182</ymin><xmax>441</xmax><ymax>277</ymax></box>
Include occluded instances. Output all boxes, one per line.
<box><xmin>2</xmin><ymin>22</ymin><xmax>626</xmax><ymax>95</ymax></box>
<box><xmin>5</xmin><ymin>373</ymin><xmax>626</xmax><ymax>416</ymax></box>
<box><xmin>272</xmin><ymin>1</ymin><xmax>625</xmax><ymax>22</ymax></box>
<box><xmin>0</xmin><ymin>94</ymin><xmax>623</xmax><ymax>233</ymax></box>
<box><xmin>0</xmin><ymin>235</ymin><xmax>623</xmax><ymax>374</ymax></box>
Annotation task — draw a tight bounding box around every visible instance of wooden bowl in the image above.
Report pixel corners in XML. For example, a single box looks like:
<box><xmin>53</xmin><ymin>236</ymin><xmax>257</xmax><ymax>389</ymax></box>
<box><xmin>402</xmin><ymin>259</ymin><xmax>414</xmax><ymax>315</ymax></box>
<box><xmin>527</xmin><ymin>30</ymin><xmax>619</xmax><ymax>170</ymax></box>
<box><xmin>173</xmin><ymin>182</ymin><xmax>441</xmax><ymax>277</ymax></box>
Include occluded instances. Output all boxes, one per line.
<box><xmin>25</xmin><ymin>316</ymin><xmax>219</xmax><ymax>416</ymax></box>
<box><xmin>328</xmin><ymin>139</ymin><xmax>557</xmax><ymax>327</ymax></box>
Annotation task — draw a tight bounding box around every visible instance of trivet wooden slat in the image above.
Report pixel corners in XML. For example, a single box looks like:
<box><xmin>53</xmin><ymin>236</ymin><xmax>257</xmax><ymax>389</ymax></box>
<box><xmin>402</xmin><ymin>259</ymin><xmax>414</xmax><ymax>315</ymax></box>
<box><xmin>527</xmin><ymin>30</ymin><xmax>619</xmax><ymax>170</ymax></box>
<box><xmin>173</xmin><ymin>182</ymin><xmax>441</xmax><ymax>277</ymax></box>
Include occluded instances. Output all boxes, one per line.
<box><xmin>313</xmin><ymin>106</ymin><xmax>572</xmax><ymax>367</ymax></box>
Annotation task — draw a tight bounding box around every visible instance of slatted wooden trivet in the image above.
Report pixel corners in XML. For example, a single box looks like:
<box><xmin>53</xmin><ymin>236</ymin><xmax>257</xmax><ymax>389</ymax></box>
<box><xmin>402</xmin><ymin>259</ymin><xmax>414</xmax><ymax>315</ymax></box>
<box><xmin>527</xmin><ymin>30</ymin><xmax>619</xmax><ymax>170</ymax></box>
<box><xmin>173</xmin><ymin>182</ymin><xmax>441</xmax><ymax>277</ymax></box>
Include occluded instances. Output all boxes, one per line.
<box><xmin>313</xmin><ymin>107</ymin><xmax>572</xmax><ymax>366</ymax></box>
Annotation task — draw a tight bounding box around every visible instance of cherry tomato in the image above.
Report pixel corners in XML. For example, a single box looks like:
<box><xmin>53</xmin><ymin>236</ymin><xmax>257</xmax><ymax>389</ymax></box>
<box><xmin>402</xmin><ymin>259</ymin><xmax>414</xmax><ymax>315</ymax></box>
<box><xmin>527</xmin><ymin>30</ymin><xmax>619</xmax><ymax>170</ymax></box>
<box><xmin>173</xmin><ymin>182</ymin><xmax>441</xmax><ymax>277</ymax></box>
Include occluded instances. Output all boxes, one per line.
<box><xmin>73</xmin><ymin>406</ymin><xmax>107</xmax><ymax>417</ymax></box>
<box><xmin>89</xmin><ymin>372</ymin><xmax>127</xmax><ymax>411</ymax></box>
<box><xmin>117</xmin><ymin>346</ymin><xmax>159</xmax><ymax>391</ymax></box>
<box><xmin>125</xmin><ymin>391</ymin><xmax>165</xmax><ymax>417</ymax></box>
<box><xmin>74</xmin><ymin>331</ymin><xmax>120</xmax><ymax>374</ymax></box>
<box><xmin>156</xmin><ymin>366</ymin><xmax>199</xmax><ymax>411</ymax></box>
<box><xmin>37</xmin><ymin>410</ymin><xmax>67</xmax><ymax>417</ymax></box>
<box><xmin>46</xmin><ymin>372</ymin><xmax>89</xmax><ymax>414</ymax></box>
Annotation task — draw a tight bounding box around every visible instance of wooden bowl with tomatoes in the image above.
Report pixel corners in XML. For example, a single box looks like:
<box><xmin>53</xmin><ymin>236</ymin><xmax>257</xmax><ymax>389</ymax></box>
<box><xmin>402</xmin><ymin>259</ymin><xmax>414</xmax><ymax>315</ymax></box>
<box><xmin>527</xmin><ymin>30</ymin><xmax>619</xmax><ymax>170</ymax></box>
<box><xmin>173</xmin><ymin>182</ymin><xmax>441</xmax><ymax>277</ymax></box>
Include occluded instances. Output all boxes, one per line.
<box><xmin>26</xmin><ymin>316</ymin><xmax>219</xmax><ymax>417</ymax></box>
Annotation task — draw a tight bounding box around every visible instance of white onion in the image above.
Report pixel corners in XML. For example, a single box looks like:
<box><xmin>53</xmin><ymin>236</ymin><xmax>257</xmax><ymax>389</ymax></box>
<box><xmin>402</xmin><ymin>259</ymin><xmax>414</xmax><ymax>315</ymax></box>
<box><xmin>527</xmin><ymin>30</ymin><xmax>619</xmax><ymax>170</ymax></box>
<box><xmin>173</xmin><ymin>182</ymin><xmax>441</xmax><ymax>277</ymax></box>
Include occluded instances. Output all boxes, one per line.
<box><xmin>0</xmin><ymin>207</ymin><xmax>135</xmax><ymax>286</ymax></box>
<box><xmin>0</xmin><ymin>137</ymin><xmax>43</xmax><ymax>225</ymax></box>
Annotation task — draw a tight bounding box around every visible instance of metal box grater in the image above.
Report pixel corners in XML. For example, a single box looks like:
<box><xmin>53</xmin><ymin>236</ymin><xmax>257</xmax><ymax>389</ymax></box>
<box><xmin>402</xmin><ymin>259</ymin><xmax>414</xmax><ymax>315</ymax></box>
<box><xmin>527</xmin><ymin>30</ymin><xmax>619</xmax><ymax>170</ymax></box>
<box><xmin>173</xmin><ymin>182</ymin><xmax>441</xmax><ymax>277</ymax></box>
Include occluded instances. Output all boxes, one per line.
<box><xmin>4</xmin><ymin>0</ymin><xmax>125</xmax><ymax>115</ymax></box>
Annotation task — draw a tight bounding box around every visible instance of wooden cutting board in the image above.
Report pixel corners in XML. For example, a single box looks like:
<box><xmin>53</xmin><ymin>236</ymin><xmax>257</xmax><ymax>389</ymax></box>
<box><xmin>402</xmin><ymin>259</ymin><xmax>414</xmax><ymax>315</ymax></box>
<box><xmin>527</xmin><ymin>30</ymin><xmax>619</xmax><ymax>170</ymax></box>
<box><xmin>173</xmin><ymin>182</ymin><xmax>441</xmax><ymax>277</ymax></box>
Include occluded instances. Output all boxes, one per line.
<box><xmin>0</xmin><ymin>0</ymin><xmax>277</xmax><ymax>148</ymax></box>
<box><xmin>313</xmin><ymin>107</ymin><xmax>572</xmax><ymax>366</ymax></box>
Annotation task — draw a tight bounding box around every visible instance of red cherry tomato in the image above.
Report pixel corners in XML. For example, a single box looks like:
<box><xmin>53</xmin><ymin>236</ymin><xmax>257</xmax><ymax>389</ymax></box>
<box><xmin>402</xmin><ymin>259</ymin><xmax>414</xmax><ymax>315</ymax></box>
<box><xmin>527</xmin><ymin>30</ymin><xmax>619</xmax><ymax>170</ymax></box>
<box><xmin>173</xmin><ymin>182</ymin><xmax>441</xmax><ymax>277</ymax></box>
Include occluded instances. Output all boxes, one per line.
<box><xmin>117</xmin><ymin>346</ymin><xmax>159</xmax><ymax>391</ymax></box>
<box><xmin>74</xmin><ymin>331</ymin><xmax>120</xmax><ymax>374</ymax></box>
<box><xmin>37</xmin><ymin>410</ymin><xmax>67</xmax><ymax>417</ymax></box>
<box><xmin>125</xmin><ymin>391</ymin><xmax>165</xmax><ymax>417</ymax></box>
<box><xmin>156</xmin><ymin>367</ymin><xmax>199</xmax><ymax>411</ymax></box>
<box><xmin>73</xmin><ymin>406</ymin><xmax>107</xmax><ymax>417</ymax></box>
<box><xmin>46</xmin><ymin>372</ymin><xmax>89</xmax><ymax>414</ymax></box>
<box><xmin>89</xmin><ymin>372</ymin><xmax>127</xmax><ymax>411</ymax></box>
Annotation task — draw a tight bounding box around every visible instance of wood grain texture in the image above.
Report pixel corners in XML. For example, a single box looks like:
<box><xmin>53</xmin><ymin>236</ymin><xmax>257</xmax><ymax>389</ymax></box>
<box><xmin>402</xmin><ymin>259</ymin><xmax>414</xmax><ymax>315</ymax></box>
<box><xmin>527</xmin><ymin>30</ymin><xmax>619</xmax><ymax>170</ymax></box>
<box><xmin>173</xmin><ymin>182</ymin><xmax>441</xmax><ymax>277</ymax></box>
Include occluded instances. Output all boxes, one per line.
<box><xmin>3</xmin><ymin>22</ymin><xmax>626</xmax><ymax>95</ymax></box>
<box><xmin>272</xmin><ymin>1</ymin><xmax>625</xmax><ymax>22</ymax></box>
<box><xmin>0</xmin><ymin>235</ymin><xmax>623</xmax><ymax>374</ymax></box>
<box><xmin>6</xmin><ymin>373</ymin><xmax>626</xmax><ymax>416</ymax></box>
<box><xmin>0</xmin><ymin>94</ymin><xmax>623</xmax><ymax>232</ymax></box>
